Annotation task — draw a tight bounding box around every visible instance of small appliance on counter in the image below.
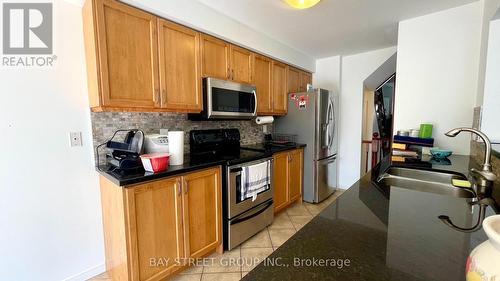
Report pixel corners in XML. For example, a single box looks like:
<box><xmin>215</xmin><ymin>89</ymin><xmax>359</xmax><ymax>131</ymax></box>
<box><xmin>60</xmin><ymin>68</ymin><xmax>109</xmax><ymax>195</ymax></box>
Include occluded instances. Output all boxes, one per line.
<box><xmin>144</xmin><ymin>134</ymin><xmax>169</xmax><ymax>154</ymax></box>
<box><xmin>96</xmin><ymin>129</ymin><xmax>144</xmax><ymax>171</ymax></box>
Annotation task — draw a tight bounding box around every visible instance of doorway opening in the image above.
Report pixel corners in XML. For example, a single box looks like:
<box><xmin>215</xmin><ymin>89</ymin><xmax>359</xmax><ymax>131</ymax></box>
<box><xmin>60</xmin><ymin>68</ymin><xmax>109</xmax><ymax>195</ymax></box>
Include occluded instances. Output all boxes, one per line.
<box><xmin>361</xmin><ymin>74</ymin><xmax>396</xmax><ymax>174</ymax></box>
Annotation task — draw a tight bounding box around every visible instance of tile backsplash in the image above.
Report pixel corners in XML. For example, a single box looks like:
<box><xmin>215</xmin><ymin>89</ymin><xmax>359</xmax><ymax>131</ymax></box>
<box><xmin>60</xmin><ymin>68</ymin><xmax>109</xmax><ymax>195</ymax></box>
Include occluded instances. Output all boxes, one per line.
<box><xmin>91</xmin><ymin>112</ymin><xmax>269</xmax><ymax>165</ymax></box>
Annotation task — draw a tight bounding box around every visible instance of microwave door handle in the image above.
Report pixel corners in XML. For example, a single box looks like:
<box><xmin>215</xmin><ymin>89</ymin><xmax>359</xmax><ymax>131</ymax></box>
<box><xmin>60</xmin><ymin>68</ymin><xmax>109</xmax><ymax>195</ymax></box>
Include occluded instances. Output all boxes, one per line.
<box><xmin>253</xmin><ymin>90</ymin><xmax>257</xmax><ymax>115</ymax></box>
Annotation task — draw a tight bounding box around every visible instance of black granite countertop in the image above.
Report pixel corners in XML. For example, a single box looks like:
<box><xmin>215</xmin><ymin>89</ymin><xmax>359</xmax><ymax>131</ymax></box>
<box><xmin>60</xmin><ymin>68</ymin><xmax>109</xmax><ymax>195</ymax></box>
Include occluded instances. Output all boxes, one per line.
<box><xmin>97</xmin><ymin>154</ymin><xmax>227</xmax><ymax>186</ymax></box>
<box><xmin>97</xmin><ymin>143</ymin><xmax>306</xmax><ymax>186</ymax></box>
<box><xmin>241</xmin><ymin>143</ymin><xmax>307</xmax><ymax>154</ymax></box>
<box><xmin>244</xmin><ymin>155</ymin><xmax>498</xmax><ymax>281</ymax></box>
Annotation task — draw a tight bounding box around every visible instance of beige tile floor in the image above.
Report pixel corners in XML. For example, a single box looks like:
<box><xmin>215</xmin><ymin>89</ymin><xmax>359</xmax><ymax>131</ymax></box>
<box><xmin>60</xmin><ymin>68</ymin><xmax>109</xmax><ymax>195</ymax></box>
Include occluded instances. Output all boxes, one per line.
<box><xmin>88</xmin><ymin>190</ymin><xmax>344</xmax><ymax>281</ymax></box>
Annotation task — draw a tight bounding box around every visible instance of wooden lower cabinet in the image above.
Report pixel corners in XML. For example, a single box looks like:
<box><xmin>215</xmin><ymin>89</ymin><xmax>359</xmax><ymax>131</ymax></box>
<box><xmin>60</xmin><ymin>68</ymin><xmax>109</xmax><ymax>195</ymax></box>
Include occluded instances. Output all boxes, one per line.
<box><xmin>183</xmin><ymin>168</ymin><xmax>223</xmax><ymax>258</ymax></box>
<box><xmin>273</xmin><ymin>151</ymin><xmax>289</xmax><ymax>212</ymax></box>
<box><xmin>288</xmin><ymin>149</ymin><xmax>304</xmax><ymax>202</ymax></box>
<box><xmin>100</xmin><ymin>166</ymin><xmax>222</xmax><ymax>281</ymax></box>
<box><xmin>273</xmin><ymin>148</ymin><xmax>304</xmax><ymax>213</ymax></box>
<box><xmin>125</xmin><ymin>178</ymin><xmax>184</xmax><ymax>281</ymax></box>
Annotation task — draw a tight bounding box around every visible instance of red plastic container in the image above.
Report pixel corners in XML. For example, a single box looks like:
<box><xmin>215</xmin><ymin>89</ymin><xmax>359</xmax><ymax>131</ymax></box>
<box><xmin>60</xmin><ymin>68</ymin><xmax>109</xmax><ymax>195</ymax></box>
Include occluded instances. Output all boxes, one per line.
<box><xmin>140</xmin><ymin>153</ymin><xmax>170</xmax><ymax>173</ymax></box>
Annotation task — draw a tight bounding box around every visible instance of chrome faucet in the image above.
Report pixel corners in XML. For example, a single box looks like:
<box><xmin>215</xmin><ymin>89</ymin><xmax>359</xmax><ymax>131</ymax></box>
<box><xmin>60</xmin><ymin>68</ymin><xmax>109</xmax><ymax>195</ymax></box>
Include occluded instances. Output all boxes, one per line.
<box><xmin>445</xmin><ymin>127</ymin><xmax>497</xmax><ymax>186</ymax></box>
<box><xmin>438</xmin><ymin>127</ymin><xmax>497</xmax><ymax>233</ymax></box>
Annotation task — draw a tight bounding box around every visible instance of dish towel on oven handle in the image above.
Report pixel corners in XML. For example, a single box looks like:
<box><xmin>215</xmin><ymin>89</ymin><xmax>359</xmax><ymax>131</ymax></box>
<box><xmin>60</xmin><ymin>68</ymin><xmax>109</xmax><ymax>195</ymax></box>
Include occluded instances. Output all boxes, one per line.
<box><xmin>240</xmin><ymin>160</ymin><xmax>271</xmax><ymax>202</ymax></box>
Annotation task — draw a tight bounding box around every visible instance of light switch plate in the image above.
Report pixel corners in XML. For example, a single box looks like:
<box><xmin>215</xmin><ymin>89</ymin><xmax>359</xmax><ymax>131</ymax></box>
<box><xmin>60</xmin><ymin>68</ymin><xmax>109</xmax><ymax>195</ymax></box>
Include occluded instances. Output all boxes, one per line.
<box><xmin>70</xmin><ymin>132</ymin><xmax>83</xmax><ymax>147</ymax></box>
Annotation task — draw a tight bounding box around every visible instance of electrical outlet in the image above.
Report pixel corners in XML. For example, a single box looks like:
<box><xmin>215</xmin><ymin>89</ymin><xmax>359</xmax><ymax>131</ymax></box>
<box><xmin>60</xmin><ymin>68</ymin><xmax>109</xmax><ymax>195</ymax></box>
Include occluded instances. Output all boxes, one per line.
<box><xmin>70</xmin><ymin>132</ymin><xmax>83</xmax><ymax>147</ymax></box>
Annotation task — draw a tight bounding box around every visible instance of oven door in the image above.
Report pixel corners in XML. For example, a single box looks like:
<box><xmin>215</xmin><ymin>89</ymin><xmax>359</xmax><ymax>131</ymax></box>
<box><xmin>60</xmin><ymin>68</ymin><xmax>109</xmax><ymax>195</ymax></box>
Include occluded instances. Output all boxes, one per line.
<box><xmin>206</xmin><ymin>77</ymin><xmax>257</xmax><ymax>119</ymax></box>
<box><xmin>227</xmin><ymin>158</ymin><xmax>273</xmax><ymax>218</ymax></box>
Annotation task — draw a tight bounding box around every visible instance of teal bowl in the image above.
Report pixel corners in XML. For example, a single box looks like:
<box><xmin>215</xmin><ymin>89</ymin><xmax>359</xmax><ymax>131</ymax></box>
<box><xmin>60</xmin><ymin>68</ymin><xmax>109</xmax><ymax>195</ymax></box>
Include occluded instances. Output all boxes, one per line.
<box><xmin>430</xmin><ymin>149</ymin><xmax>453</xmax><ymax>159</ymax></box>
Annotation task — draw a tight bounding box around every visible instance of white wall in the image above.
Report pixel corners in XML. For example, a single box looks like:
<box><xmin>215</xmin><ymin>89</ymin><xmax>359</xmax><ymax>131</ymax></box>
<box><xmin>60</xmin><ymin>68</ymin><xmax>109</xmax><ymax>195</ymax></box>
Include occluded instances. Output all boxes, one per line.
<box><xmin>476</xmin><ymin>0</ymin><xmax>500</xmax><ymax>106</ymax></box>
<box><xmin>394</xmin><ymin>2</ymin><xmax>483</xmax><ymax>155</ymax></box>
<box><xmin>481</xmin><ymin>19</ymin><xmax>500</xmax><ymax>142</ymax></box>
<box><xmin>338</xmin><ymin>47</ymin><xmax>397</xmax><ymax>189</ymax></box>
<box><xmin>0</xmin><ymin>1</ymin><xmax>104</xmax><ymax>281</ymax></box>
<box><xmin>124</xmin><ymin>0</ymin><xmax>315</xmax><ymax>72</ymax></box>
<box><xmin>313</xmin><ymin>56</ymin><xmax>341</xmax><ymax>93</ymax></box>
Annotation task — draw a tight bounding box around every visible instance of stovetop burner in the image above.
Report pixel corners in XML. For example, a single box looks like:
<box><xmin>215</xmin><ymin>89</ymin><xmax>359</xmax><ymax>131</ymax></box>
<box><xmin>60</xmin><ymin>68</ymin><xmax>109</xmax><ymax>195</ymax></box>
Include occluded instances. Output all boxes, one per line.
<box><xmin>189</xmin><ymin>129</ymin><xmax>270</xmax><ymax>165</ymax></box>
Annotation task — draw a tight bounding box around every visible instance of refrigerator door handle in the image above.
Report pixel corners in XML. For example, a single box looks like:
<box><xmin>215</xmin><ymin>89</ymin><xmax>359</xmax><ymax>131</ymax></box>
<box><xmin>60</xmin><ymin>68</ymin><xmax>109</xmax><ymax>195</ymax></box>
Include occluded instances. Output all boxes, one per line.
<box><xmin>322</xmin><ymin>123</ymin><xmax>328</xmax><ymax>148</ymax></box>
<box><xmin>327</xmin><ymin>100</ymin><xmax>334</xmax><ymax>149</ymax></box>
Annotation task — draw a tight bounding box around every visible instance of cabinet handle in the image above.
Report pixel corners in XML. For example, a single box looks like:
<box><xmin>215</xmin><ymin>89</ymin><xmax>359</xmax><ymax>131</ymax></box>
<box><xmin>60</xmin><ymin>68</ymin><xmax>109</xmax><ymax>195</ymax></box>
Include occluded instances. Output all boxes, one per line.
<box><xmin>184</xmin><ymin>179</ymin><xmax>188</xmax><ymax>194</ymax></box>
<box><xmin>177</xmin><ymin>179</ymin><xmax>182</xmax><ymax>196</ymax></box>
<box><xmin>232</xmin><ymin>69</ymin><xmax>235</xmax><ymax>80</ymax></box>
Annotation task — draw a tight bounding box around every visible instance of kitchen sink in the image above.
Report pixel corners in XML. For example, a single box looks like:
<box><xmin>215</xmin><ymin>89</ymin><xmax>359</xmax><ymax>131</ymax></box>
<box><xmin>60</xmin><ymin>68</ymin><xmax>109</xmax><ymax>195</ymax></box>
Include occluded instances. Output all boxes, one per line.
<box><xmin>377</xmin><ymin>167</ymin><xmax>476</xmax><ymax>198</ymax></box>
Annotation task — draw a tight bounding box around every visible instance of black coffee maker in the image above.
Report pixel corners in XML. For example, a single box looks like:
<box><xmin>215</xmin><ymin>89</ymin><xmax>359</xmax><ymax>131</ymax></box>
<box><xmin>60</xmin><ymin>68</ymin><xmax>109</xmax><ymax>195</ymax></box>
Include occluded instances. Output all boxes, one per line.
<box><xmin>97</xmin><ymin>130</ymin><xmax>144</xmax><ymax>171</ymax></box>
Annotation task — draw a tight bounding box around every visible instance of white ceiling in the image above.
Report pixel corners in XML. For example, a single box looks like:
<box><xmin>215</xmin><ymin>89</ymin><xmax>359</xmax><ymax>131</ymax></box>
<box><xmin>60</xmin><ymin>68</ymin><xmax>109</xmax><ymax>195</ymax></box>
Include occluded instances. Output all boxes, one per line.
<box><xmin>196</xmin><ymin>0</ymin><xmax>477</xmax><ymax>58</ymax></box>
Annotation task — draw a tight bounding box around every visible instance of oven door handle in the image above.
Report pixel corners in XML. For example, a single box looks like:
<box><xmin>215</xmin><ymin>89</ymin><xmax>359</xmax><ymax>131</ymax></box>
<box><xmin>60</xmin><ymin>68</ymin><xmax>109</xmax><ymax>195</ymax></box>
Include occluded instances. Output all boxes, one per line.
<box><xmin>230</xmin><ymin>200</ymin><xmax>273</xmax><ymax>225</ymax></box>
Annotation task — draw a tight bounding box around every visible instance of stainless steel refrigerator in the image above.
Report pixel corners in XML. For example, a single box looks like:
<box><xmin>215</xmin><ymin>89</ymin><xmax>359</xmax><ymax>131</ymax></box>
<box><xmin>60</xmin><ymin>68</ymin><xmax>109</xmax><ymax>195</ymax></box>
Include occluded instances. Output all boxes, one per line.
<box><xmin>274</xmin><ymin>88</ymin><xmax>339</xmax><ymax>203</ymax></box>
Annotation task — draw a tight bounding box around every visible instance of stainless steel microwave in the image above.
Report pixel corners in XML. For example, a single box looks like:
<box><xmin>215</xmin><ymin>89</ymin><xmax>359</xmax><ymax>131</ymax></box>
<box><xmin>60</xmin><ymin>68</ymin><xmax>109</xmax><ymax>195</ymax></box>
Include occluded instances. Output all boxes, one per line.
<box><xmin>190</xmin><ymin>77</ymin><xmax>257</xmax><ymax>120</ymax></box>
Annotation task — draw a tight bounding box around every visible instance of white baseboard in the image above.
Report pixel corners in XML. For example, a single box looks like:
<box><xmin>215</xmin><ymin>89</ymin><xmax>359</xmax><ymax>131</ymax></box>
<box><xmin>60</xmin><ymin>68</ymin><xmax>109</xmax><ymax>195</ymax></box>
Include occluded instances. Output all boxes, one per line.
<box><xmin>61</xmin><ymin>263</ymin><xmax>106</xmax><ymax>281</ymax></box>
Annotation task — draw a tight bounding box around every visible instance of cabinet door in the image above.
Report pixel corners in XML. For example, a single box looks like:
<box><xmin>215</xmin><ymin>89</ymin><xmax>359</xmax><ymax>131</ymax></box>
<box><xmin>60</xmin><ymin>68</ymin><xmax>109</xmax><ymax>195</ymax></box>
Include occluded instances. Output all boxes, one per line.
<box><xmin>253</xmin><ymin>55</ymin><xmax>273</xmax><ymax>114</ymax></box>
<box><xmin>182</xmin><ymin>167</ymin><xmax>222</xmax><ymax>258</ymax></box>
<box><xmin>299</xmin><ymin>71</ymin><xmax>312</xmax><ymax>92</ymax></box>
<box><xmin>273</xmin><ymin>151</ymin><xmax>289</xmax><ymax>213</ymax></box>
<box><xmin>287</xmin><ymin>67</ymin><xmax>300</xmax><ymax>93</ymax></box>
<box><xmin>95</xmin><ymin>0</ymin><xmax>159</xmax><ymax>108</ymax></box>
<box><xmin>288</xmin><ymin>149</ymin><xmax>304</xmax><ymax>203</ymax></box>
<box><xmin>230</xmin><ymin>45</ymin><xmax>253</xmax><ymax>83</ymax></box>
<box><xmin>125</xmin><ymin>178</ymin><xmax>184</xmax><ymax>281</ymax></box>
<box><xmin>200</xmin><ymin>34</ymin><xmax>230</xmax><ymax>79</ymax></box>
<box><xmin>272</xmin><ymin>61</ymin><xmax>288</xmax><ymax>115</ymax></box>
<box><xmin>158</xmin><ymin>19</ymin><xmax>202</xmax><ymax>112</ymax></box>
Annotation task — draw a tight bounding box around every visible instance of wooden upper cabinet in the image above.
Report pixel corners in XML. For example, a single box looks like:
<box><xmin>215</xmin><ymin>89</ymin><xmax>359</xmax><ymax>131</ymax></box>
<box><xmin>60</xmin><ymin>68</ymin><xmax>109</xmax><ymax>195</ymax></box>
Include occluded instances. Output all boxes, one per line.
<box><xmin>273</xmin><ymin>151</ymin><xmax>289</xmax><ymax>213</ymax></box>
<box><xmin>287</xmin><ymin>67</ymin><xmax>300</xmax><ymax>94</ymax></box>
<box><xmin>85</xmin><ymin>0</ymin><xmax>159</xmax><ymax>110</ymax></box>
<box><xmin>288</xmin><ymin>148</ymin><xmax>304</xmax><ymax>202</ymax></box>
<box><xmin>158</xmin><ymin>19</ymin><xmax>202</xmax><ymax>112</ymax></box>
<box><xmin>200</xmin><ymin>34</ymin><xmax>230</xmax><ymax>79</ymax></box>
<box><xmin>272</xmin><ymin>61</ymin><xmax>288</xmax><ymax>115</ymax></box>
<box><xmin>84</xmin><ymin>0</ymin><xmax>308</xmax><ymax>114</ymax></box>
<box><xmin>125</xmin><ymin>178</ymin><xmax>184</xmax><ymax>281</ymax></box>
<box><xmin>299</xmin><ymin>71</ymin><xmax>313</xmax><ymax>92</ymax></box>
<box><xmin>182</xmin><ymin>167</ymin><xmax>222</xmax><ymax>258</ymax></box>
<box><xmin>253</xmin><ymin>55</ymin><xmax>273</xmax><ymax>115</ymax></box>
<box><xmin>229</xmin><ymin>45</ymin><xmax>253</xmax><ymax>84</ymax></box>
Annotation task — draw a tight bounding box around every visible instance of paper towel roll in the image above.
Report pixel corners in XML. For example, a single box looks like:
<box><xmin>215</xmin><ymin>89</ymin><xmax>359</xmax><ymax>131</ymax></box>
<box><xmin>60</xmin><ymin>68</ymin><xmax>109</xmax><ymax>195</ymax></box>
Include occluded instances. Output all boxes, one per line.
<box><xmin>168</xmin><ymin>131</ymin><xmax>184</xmax><ymax>165</ymax></box>
<box><xmin>255</xmin><ymin>116</ymin><xmax>274</xmax><ymax>125</ymax></box>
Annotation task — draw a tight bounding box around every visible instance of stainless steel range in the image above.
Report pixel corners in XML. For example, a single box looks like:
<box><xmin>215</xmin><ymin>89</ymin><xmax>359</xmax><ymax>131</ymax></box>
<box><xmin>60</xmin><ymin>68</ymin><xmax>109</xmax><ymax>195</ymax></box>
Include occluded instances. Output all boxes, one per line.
<box><xmin>190</xmin><ymin>129</ymin><xmax>274</xmax><ymax>250</ymax></box>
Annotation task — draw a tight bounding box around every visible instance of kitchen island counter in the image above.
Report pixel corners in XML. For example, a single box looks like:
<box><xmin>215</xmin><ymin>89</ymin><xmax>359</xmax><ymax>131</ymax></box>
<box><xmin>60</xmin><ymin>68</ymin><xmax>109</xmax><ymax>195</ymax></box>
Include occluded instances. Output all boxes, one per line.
<box><xmin>243</xmin><ymin>155</ymin><xmax>498</xmax><ymax>281</ymax></box>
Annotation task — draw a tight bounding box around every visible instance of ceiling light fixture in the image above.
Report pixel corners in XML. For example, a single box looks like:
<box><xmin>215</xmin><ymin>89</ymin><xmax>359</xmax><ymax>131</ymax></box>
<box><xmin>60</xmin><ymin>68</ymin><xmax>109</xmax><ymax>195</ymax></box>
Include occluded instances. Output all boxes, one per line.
<box><xmin>284</xmin><ymin>0</ymin><xmax>321</xmax><ymax>9</ymax></box>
